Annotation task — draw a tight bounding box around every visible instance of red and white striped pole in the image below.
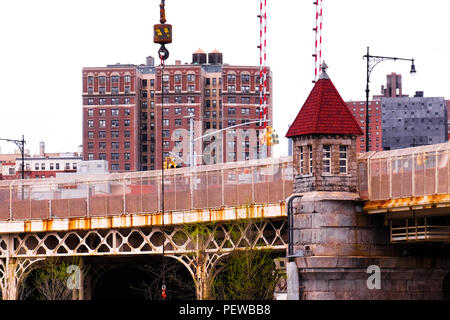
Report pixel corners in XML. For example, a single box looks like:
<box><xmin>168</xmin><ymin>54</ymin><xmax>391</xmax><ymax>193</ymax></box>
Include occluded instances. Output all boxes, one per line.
<box><xmin>318</xmin><ymin>0</ymin><xmax>324</xmax><ymax>74</ymax></box>
<box><xmin>262</xmin><ymin>0</ymin><xmax>267</xmax><ymax>129</ymax></box>
<box><xmin>313</xmin><ymin>0</ymin><xmax>324</xmax><ymax>82</ymax></box>
<box><xmin>259</xmin><ymin>0</ymin><xmax>263</xmax><ymax>129</ymax></box>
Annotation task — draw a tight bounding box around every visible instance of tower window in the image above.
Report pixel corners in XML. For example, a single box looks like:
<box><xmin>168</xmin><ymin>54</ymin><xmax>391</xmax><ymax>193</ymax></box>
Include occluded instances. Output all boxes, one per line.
<box><xmin>339</xmin><ymin>146</ymin><xmax>347</xmax><ymax>174</ymax></box>
<box><xmin>309</xmin><ymin>145</ymin><xmax>313</xmax><ymax>174</ymax></box>
<box><xmin>299</xmin><ymin>146</ymin><xmax>304</xmax><ymax>174</ymax></box>
<box><xmin>323</xmin><ymin>145</ymin><xmax>331</xmax><ymax>173</ymax></box>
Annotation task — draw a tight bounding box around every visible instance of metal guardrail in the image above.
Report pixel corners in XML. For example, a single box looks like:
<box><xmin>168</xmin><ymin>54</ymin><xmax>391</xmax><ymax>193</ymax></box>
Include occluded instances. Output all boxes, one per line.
<box><xmin>0</xmin><ymin>157</ymin><xmax>293</xmax><ymax>221</ymax></box>
<box><xmin>358</xmin><ymin>142</ymin><xmax>450</xmax><ymax>201</ymax></box>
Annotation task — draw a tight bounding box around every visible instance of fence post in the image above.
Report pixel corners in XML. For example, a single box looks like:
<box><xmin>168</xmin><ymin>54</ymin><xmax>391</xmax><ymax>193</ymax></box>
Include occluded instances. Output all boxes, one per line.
<box><xmin>221</xmin><ymin>169</ymin><xmax>225</xmax><ymax>207</ymax></box>
<box><xmin>48</xmin><ymin>184</ymin><xmax>52</xmax><ymax>219</ymax></box>
<box><xmin>9</xmin><ymin>182</ymin><xmax>14</xmax><ymax>220</ymax></box>
<box><xmin>86</xmin><ymin>181</ymin><xmax>90</xmax><ymax>218</ymax></box>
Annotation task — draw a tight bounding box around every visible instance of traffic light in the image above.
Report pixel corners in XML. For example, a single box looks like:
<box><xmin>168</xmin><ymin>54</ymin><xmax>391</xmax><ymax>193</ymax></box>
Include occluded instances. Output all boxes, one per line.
<box><xmin>163</xmin><ymin>157</ymin><xmax>177</xmax><ymax>169</ymax></box>
<box><xmin>271</xmin><ymin>131</ymin><xmax>279</xmax><ymax>145</ymax></box>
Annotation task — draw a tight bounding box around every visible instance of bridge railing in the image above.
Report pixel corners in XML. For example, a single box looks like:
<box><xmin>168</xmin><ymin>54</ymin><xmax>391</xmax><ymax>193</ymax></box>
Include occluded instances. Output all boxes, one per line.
<box><xmin>0</xmin><ymin>157</ymin><xmax>293</xmax><ymax>221</ymax></box>
<box><xmin>358</xmin><ymin>142</ymin><xmax>450</xmax><ymax>201</ymax></box>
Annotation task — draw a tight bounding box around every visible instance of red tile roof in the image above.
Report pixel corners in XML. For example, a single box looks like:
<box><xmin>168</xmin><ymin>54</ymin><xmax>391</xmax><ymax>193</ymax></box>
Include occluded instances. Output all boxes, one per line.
<box><xmin>286</xmin><ymin>76</ymin><xmax>364</xmax><ymax>138</ymax></box>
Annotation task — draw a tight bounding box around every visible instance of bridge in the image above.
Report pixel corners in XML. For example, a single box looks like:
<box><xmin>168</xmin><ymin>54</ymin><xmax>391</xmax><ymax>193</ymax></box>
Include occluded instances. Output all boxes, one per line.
<box><xmin>1</xmin><ymin>142</ymin><xmax>450</xmax><ymax>300</ymax></box>
<box><xmin>359</xmin><ymin>142</ymin><xmax>450</xmax><ymax>243</ymax></box>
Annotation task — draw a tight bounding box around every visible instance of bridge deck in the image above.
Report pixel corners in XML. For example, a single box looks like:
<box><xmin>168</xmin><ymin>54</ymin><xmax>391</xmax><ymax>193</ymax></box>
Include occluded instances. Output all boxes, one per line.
<box><xmin>0</xmin><ymin>157</ymin><xmax>293</xmax><ymax>223</ymax></box>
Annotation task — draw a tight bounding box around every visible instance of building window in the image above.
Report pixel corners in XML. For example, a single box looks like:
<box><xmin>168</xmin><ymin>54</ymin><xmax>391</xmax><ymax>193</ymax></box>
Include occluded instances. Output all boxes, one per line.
<box><xmin>241</xmin><ymin>108</ymin><xmax>250</xmax><ymax>115</ymax></box>
<box><xmin>88</xmin><ymin>142</ymin><xmax>94</xmax><ymax>149</ymax></box>
<box><xmin>323</xmin><ymin>145</ymin><xmax>331</xmax><ymax>174</ymax></box>
<box><xmin>163</xmin><ymin>119</ymin><xmax>169</xmax><ymax>126</ymax></box>
<box><xmin>111</xmin><ymin>142</ymin><xmax>119</xmax><ymax>149</ymax></box>
<box><xmin>99</xmin><ymin>153</ymin><xmax>106</xmax><ymax>160</ymax></box>
<box><xmin>99</xmin><ymin>76</ymin><xmax>105</xmax><ymax>84</ymax></box>
<box><xmin>111</xmin><ymin>153</ymin><xmax>120</xmax><ymax>161</ymax></box>
<box><xmin>124</xmin><ymin>120</ymin><xmax>130</xmax><ymax>127</ymax></box>
<box><xmin>49</xmin><ymin>163</ymin><xmax>54</xmax><ymax>170</ymax></box>
<box><xmin>99</xmin><ymin>120</ymin><xmax>106</xmax><ymax>128</ymax></box>
<box><xmin>99</xmin><ymin>142</ymin><xmax>106</xmax><ymax>149</ymax></box>
<box><xmin>111</xmin><ymin>131</ymin><xmax>120</xmax><ymax>138</ymax></box>
<box><xmin>99</xmin><ymin>131</ymin><xmax>106</xmax><ymax>139</ymax></box>
<box><xmin>228</xmin><ymin>85</ymin><xmax>236</xmax><ymax>92</ymax></box>
<box><xmin>124</xmin><ymin>130</ymin><xmax>130</xmax><ymax>138</ymax></box>
<box><xmin>187</xmin><ymin>74</ymin><xmax>195</xmax><ymax>82</ymax></box>
<box><xmin>111</xmin><ymin>120</ymin><xmax>119</xmax><ymax>127</ymax></box>
<box><xmin>35</xmin><ymin>163</ymin><xmax>39</xmax><ymax>170</ymax></box>
<box><xmin>175</xmin><ymin>74</ymin><xmax>182</xmax><ymax>83</ymax></box>
<box><xmin>99</xmin><ymin>109</ymin><xmax>106</xmax><ymax>116</ymax></box>
<box><xmin>88</xmin><ymin>120</ymin><xmax>94</xmax><ymax>128</ymax></box>
<box><xmin>87</xmin><ymin>109</ymin><xmax>94</xmax><ymax>117</ymax></box>
<box><xmin>125</xmin><ymin>163</ymin><xmax>130</xmax><ymax>171</ymax></box>
<box><xmin>339</xmin><ymin>146</ymin><xmax>347</xmax><ymax>174</ymax></box>
<box><xmin>99</xmin><ymin>87</ymin><xmax>105</xmax><ymax>94</ymax></box>
<box><xmin>174</xmin><ymin>119</ymin><xmax>182</xmax><ymax>126</ymax></box>
<box><xmin>111</xmin><ymin>164</ymin><xmax>120</xmax><ymax>171</ymax></box>
<box><xmin>112</xmin><ymin>87</ymin><xmax>119</xmax><ymax>94</ymax></box>
<box><xmin>300</xmin><ymin>146</ymin><xmax>304</xmax><ymax>174</ymax></box>
<box><xmin>227</xmin><ymin>74</ymin><xmax>236</xmax><ymax>83</ymax></box>
<box><xmin>88</xmin><ymin>153</ymin><xmax>94</xmax><ymax>160</ymax></box>
<box><xmin>124</xmin><ymin>141</ymin><xmax>130</xmax><ymax>149</ymax></box>
<box><xmin>111</xmin><ymin>109</ymin><xmax>119</xmax><ymax>116</ymax></box>
<box><xmin>309</xmin><ymin>145</ymin><xmax>313</xmax><ymax>174</ymax></box>
<box><xmin>188</xmin><ymin>85</ymin><xmax>195</xmax><ymax>92</ymax></box>
<box><xmin>111</xmin><ymin>75</ymin><xmax>119</xmax><ymax>83</ymax></box>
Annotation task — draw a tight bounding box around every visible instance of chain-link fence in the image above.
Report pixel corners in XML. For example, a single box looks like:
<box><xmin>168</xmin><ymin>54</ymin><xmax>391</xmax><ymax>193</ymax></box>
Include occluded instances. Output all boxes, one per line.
<box><xmin>0</xmin><ymin>157</ymin><xmax>293</xmax><ymax>221</ymax></box>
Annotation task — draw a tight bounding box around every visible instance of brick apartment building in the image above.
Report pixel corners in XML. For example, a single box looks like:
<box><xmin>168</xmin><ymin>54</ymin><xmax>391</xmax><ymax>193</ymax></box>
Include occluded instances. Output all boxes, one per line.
<box><xmin>82</xmin><ymin>50</ymin><xmax>272</xmax><ymax>172</ymax></box>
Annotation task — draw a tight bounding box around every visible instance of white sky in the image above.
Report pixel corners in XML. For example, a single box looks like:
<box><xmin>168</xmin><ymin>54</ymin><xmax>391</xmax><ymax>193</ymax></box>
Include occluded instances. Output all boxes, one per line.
<box><xmin>0</xmin><ymin>0</ymin><xmax>449</xmax><ymax>157</ymax></box>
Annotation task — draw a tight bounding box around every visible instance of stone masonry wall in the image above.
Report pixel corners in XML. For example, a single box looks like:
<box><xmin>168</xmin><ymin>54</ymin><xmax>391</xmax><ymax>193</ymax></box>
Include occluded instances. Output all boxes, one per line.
<box><xmin>292</xmin><ymin>135</ymin><xmax>358</xmax><ymax>193</ymax></box>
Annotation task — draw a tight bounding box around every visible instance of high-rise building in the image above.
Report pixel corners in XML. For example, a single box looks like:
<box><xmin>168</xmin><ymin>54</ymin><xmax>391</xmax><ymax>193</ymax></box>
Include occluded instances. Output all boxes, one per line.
<box><xmin>381</xmin><ymin>95</ymin><xmax>448</xmax><ymax>150</ymax></box>
<box><xmin>346</xmin><ymin>99</ymin><xmax>383</xmax><ymax>153</ymax></box>
<box><xmin>82</xmin><ymin>50</ymin><xmax>272</xmax><ymax>172</ymax></box>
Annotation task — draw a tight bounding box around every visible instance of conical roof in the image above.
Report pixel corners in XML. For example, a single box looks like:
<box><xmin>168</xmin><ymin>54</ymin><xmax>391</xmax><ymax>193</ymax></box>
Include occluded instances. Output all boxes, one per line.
<box><xmin>286</xmin><ymin>66</ymin><xmax>363</xmax><ymax>138</ymax></box>
<box><xmin>194</xmin><ymin>48</ymin><xmax>205</xmax><ymax>54</ymax></box>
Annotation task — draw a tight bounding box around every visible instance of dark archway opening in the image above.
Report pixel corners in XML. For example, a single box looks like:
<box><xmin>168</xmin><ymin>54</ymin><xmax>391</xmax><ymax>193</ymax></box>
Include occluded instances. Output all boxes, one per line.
<box><xmin>92</xmin><ymin>256</ymin><xmax>195</xmax><ymax>300</ymax></box>
<box><xmin>444</xmin><ymin>273</ymin><xmax>450</xmax><ymax>300</ymax></box>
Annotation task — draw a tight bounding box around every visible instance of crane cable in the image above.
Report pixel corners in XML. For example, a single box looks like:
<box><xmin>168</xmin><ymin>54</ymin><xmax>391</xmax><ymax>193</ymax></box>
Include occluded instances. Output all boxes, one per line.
<box><xmin>154</xmin><ymin>0</ymin><xmax>171</xmax><ymax>301</ymax></box>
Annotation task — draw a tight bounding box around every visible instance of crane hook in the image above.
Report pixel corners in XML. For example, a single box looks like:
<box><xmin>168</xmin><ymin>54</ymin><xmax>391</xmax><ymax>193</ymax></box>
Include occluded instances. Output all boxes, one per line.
<box><xmin>158</xmin><ymin>44</ymin><xmax>170</xmax><ymax>61</ymax></box>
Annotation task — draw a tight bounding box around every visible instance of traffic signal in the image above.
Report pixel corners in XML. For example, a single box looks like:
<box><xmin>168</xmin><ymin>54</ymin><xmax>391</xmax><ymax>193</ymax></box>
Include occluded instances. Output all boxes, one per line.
<box><xmin>271</xmin><ymin>131</ymin><xmax>279</xmax><ymax>145</ymax></box>
<box><xmin>163</xmin><ymin>157</ymin><xmax>177</xmax><ymax>169</ymax></box>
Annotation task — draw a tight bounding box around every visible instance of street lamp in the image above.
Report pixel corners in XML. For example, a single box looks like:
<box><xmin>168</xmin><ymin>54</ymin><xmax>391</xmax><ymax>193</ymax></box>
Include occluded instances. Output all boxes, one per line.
<box><xmin>0</xmin><ymin>135</ymin><xmax>26</xmax><ymax>199</ymax></box>
<box><xmin>363</xmin><ymin>46</ymin><xmax>416</xmax><ymax>152</ymax></box>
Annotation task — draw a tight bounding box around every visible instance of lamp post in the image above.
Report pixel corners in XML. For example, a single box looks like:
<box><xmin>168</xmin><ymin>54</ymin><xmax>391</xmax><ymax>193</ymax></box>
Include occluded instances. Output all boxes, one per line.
<box><xmin>363</xmin><ymin>46</ymin><xmax>416</xmax><ymax>152</ymax></box>
<box><xmin>185</xmin><ymin>118</ymin><xmax>272</xmax><ymax>167</ymax></box>
<box><xmin>0</xmin><ymin>135</ymin><xmax>26</xmax><ymax>199</ymax></box>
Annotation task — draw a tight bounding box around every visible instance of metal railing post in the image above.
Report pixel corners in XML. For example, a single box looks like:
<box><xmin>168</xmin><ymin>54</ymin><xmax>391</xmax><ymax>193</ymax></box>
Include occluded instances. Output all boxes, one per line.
<box><xmin>86</xmin><ymin>181</ymin><xmax>90</xmax><ymax>218</ymax></box>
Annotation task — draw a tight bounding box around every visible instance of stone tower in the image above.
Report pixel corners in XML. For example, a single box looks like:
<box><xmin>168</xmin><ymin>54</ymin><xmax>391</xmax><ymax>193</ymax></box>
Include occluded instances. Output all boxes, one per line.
<box><xmin>286</xmin><ymin>63</ymin><xmax>363</xmax><ymax>194</ymax></box>
<box><xmin>284</xmin><ymin>64</ymin><xmax>450</xmax><ymax>300</ymax></box>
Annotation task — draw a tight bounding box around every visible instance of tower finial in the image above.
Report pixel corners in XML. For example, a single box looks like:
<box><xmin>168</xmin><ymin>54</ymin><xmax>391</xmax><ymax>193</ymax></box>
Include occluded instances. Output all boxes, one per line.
<box><xmin>318</xmin><ymin>61</ymin><xmax>329</xmax><ymax>80</ymax></box>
